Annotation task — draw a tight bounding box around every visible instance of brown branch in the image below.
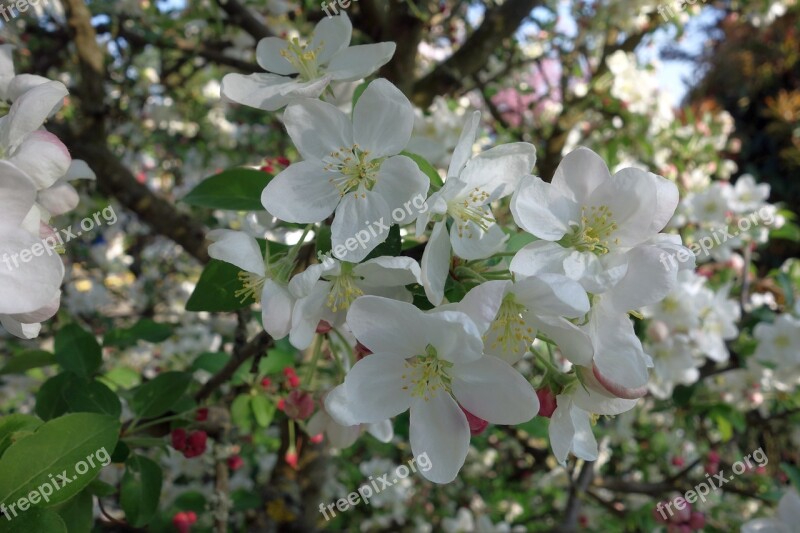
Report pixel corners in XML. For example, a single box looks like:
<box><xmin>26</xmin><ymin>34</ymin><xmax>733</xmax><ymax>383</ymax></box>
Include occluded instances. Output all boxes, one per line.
<box><xmin>195</xmin><ymin>331</ymin><xmax>273</xmax><ymax>402</ymax></box>
<box><xmin>215</xmin><ymin>0</ymin><xmax>273</xmax><ymax>40</ymax></box>
<box><xmin>556</xmin><ymin>460</ymin><xmax>594</xmax><ymax>533</ymax></box>
<box><xmin>411</xmin><ymin>0</ymin><xmax>541</xmax><ymax>107</ymax></box>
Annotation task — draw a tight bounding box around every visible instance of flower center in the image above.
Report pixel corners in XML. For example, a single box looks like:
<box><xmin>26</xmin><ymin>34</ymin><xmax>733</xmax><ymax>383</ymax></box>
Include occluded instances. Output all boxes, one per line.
<box><xmin>279</xmin><ymin>38</ymin><xmax>323</xmax><ymax>81</ymax></box>
<box><xmin>560</xmin><ymin>205</ymin><xmax>619</xmax><ymax>255</ymax></box>
<box><xmin>323</xmin><ymin>144</ymin><xmax>381</xmax><ymax>198</ymax></box>
<box><xmin>401</xmin><ymin>345</ymin><xmax>453</xmax><ymax>401</ymax></box>
<box><xmin>447</xmin><ymin>187</ymin><xmax>493</xmax><ymax>238</ymax></box>
<box><xmin>325</xmin><ymin>271</ymin><xmax>363</xmax><ymax>312</ymax></box>
<box><xmin>485</xmin><ymin>293</ymin><xmax>535</xmax><ymax>352</ymax></box>
<box><xmin>235</xmin><ymin>271</ymin><xmax>266</xmax><ymax>303</ymax></box>
<box><xmin>774</xmin><ymin>335</ymin><xmax>790</xmax><ymax>349</ymax></box>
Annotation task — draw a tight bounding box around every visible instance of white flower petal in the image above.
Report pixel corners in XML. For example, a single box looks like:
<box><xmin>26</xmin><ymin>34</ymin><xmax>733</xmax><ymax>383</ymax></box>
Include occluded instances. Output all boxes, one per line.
<box><xmin>425</xmin><ymin>310</ymin><xmax>484</xmax><ymax>363</ymax></box>
<box><xmin>551</xmin><ymin>146</ymin><xmax>611</xmax><ymax>203</ymax></box>
<box><xmin>8</xmin><ymin>130</ymin><xmax>71</xmax><ymax>190</ymax></box>
<box><xmin>451</xmin><ymin>355</ymin><xmax>538</xmax><ymax>424</ymax></box>
<box><xmin>0</xmin><ymin>81</ymin><xmax>67</xmax><ymax>151</ymax></box>
<box><xmin>256</xmin><ymin>37</ymin><xmax>297</xmax><ymax>75</ymax></box>
<box><xmin>0</xmin><ymin>225</ymin><xmax>64</xmax><ymax>314</ymax></box>
<box><xmin>458</xmin><ymin>143</ymin><xmax>537</xmax><ymax>201</ymax></box>
<box><xmin>355</xmin><ymin>256</ymin><xmax>421</xmax><ymax>287</ymax></box>
<box><xmin>511</xmin><ymin>175</ymin><xmax>576</xmax><ymax>240</ymax></box>
<box><xmin>0</xmin><ymin>161</ymin><xmax>36</xmax><ymax>225</ymax></box>
<box><xmin>513</xmin><ymin>273</ymin><xmax>589</xmax><ymax>318</ymax></box>
<box><xmin>421</xmin><ymin>220</ymin><xmax>450</xmax><ymax>306</ymax></box>
<box><xmin>449</xmin><ymin>280</ymin><xmax>508</xmax><ymax>335</ymax></box>
<box><xmin>326</xmin><ymin>43</ymin><xmax>396</xmax><ymax>82</ymax></box>
<box><xmin>331</xmin><ymin>190</ymin><xmax>391</xmax><ymax>263</ymax></box>
<box><xmin>509</xmin><ymin>240</ymin><xmax>573</xmax><ymax>280</ymax></box>
<box><xmin>0</xmin><ymin>315</ymin><xmax>41</xmax><ymax>339</ymax></box>
<box><xmin>290</xmin><ymin>281</ymin><xmax>332</xmax><ymax>350</ymax></box>
<box><xmin>221</xmin><ymin>73</ymin><xmax>329</xmax><ymax>111</ymax></box>
<box><xmin>261</xmin><ymin>161</ymin><xmax>341</xmax><ymax>223</ymax></box>
<box><xmin>588</xmin><ymin>310</ymin><xmax>650</xmax><ymax>389</ymax></box>
<box><xmin>549</xmin><ymin>396</ymin><xmax>598</xmax><ymax>465</ymax></box>
<box><xmin>261</xmin><ymin>279</ymin><xmax>294</xmax><ymax>340</ymax></box>
<box><xmin>206</xmin><ymin>229</ymin><xmax>265</xmax><ymax>276</ymax></box>
<box><xmin>341</xmin><ymin>353</ymin><xmax>412</xmax><ymax>423</ymax></box>
<box><xmin>284</xmin><ymin>98</ymin><xmax>353</xmax><ymax>161</ymax></box>
<box><xmin>353</xmin><ymin>78</ymin><xmax>413</xmax><ymax>158</ymax></box>
<box><xmin>449</xmin><ymin>217</ymin><xmax>507</xmax><ymax>261</ymax></box>
<box><xmin>347</xmin><ymin>296</ymin><xmax>431</xmax><ymax>356</ymax></box>
<box><xmin>447</xmin><ymin>111</ymin><xmax>481</xmax><ymax>178</ymax></box>
<box><xmin>366</xmin><ymin>419</ymin><xmax>394</xmax><ymax>443</ymax></box>
<box><xmin>371</xmin><ymin>155</ymin><xmax>429</xmax><ymax>225</ymax></box>
<box><xmin>587</xmin><ymin>168</ymin><xmax>658</xmax><ymax>247</ymax></box>
<box><xmin>409</xmin><ymin>394</ymin><xmax>470</xmax><ymax>483</ymax></box>
<box><xmin>37</xmin><ymin>183</ymin><xmax>79</xmax><ymax>216</ymax></box>
<box><xmin>528</xmin><ymin>315</ymin><xmax>594</xmax><ymax>367</ymax></box>
<box><xmin>311</xmin><ymin>13</ymin><xmax>353</xmax><ymax>64</ymax></box>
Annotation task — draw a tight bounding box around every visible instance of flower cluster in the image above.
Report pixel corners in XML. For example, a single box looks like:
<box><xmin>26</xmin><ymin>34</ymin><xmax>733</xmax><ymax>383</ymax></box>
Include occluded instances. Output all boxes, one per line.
<box><xmin>207</xmin><ymin>13</ymin><xmax>696</xmax><ymax>483</ymax></box>
<box><xmin>0</xmin><ymin>45</ymin><xmax>94</xmax><ymax>339</ymax></box>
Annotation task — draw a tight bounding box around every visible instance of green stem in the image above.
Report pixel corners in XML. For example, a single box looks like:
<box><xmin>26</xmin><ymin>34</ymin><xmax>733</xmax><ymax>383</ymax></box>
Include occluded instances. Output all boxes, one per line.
<box><xmin>304</xmin><ymin>334</ymin><xmax>324</xmax><ymax>388</ymax></box>
<box><xmin>126</xmin><ymin>409</ymin><xmax>197</xmax><ymax>435</ymax></box>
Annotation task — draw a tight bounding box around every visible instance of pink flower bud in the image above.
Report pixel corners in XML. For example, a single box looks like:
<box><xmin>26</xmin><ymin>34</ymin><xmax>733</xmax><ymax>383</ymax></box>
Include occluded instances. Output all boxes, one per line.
<box><xmin>459</xmin><ymin>405</ymin><xmax>489</xmax><ymax>435</ymax></box>
<box><xmin>536</xmin><ymin>388</ymin><xmax>558</xmax><ymax>418</ymax></box>
<box><xmin>688</xmin><ymin>512</ymin><xmax>706</xmax><ymax>529</ymax></box>
<box><xmin>315</xmin><ymin>320</ymin><xmax>332</xmax><ymax>334</ymax></box>
<box><xmin>284</xmin><ymin>390</ymin><xmax>315</xmax><ymax>420</ymax></box>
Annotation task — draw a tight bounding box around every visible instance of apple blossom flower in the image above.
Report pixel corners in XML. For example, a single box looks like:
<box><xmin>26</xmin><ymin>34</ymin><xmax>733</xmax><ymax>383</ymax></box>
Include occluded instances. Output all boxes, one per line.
<box><xmin>510</xmin><ymin>146</ymin><xmax>679</xmax><ymax>293</ymax></box>
<box><xmin>437</xmin><ymin>276</ymin><xmax>592</xmax><ymax>365</ymax></box>
<box><xmin>754</xmin><ymin>313</ymin><xmax>800</xmax><ymax>372</ymax></box>
<box><xmin>307</xmin><ymin>387</ymin><xmax>393</xmax><ymax>448</ymax></box>
<box><xmin>742</xmin><ymin>489</ymin><xmax>800</xmax><ymax>533</ymax></box>
<box><xmin>328</xmin><ymin>295</ymin><xmax>538</xmax><ymax>483</ymax></box>
<box><xmin>261</xmin><ymin>78</ymin><xmax>429</xmax><ymax>263</ymax></box>
<box><xmin>206</xmin><ymin>229</ymin><xmax>295</xmax><ymax>339</ymax></box>
<box><xmin>287</xmin><ymin>255</ymin><xmax>421</xmax><ymax>349</ymax></box>
<box><xmin>418</xmin><ymin>111</ymin><xmax>537</xmax><ymax>304</ymax></box>
<box><xmin>221</xmin><ymin>14</ymin><xmax>395</xmax><ymax>112</ymax></box>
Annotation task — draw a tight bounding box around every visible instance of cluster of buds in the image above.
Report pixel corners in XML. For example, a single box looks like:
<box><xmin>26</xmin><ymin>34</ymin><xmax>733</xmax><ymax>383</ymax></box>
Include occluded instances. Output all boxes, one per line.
<box><xmin>172</xmin><ymin>511</ymin><xmax>198</xmax><ymax>532</ymax></box>
<box><xmin>654</xmin><ymin>497</ymin><xmax>706</xmax><ymax>532</ymax></box>
<box><xmin>171</xmin><ymin>429</ymin><xmax>208</xmax><ymax>459</ymax></box>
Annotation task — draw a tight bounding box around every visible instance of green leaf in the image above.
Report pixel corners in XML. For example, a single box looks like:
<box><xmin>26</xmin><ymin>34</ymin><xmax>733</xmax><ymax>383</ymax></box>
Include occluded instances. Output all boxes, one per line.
<box><xmin>231</xmin><ymin>395</ymin><xmax>252</xmax><ymax>434</ymax></box>
<box><xmin>55</xmin><ymin>489</ymin><xmax>93</xmax><ymax>533</ymax></box>
<box><xmin>782</xmin><ymin>462</ymin><xmax>800</xmax><ymax>492</ymax></box>
<box><xmin>120</xmin><ymin>455</ymin><xmax>163</xmax><ymax>527</ymax></box>
<box><xmin>251</xmin><ymin>395</ymin><xmax>276</xmax><ymax>428</ymax></box>
<box><xmin>0</xmin><ymin>508</ymin><xmax>67</xmax><ymax>533</ymax></box>
<box><xmin>0</xmin><ymin>415</ymin><xmax>42</xmax><ymax>458</ymax></box>
<box><xmin>66</xmin><ymin>380</ymin><xmax>122</xmax><ymax>418</ymax></box>
<box><xmin>104</xmin><ymin>319</ymin><xmax>173</xmax><ymax>349</ymax></box>
<box><xmin>401</xmin><ymin>151</ymin><xmax>444</xmax><ymax>188</ymax></box>
<box><xmin>35</xmin><ymin>373</ymin><xmax>83</xmax><ymax>421</ymax></box>
<box><xmin>86</xmin><ymin>479</ymin><xmax>116</xmax><ymax>497</ymax></box>
<box><xmin>130</xmin><ymin>372</ymin><xmax>192</xmax><ymax>419</ymax></box>
<box><xmin>54</xmin><ymin>325</ymin><xmax>102</xmax><ymax>379</ymax></box>
<box><xmin>0</xmin><ymin>413</ymin><xmax>120</xmax><ymax>509</ymax></box>
<box><xmin>182</xmin><ymin>167</ymin><xmax>269</xmax><ymax>211</ymax></box>
<box><xmin>0</xmin><ymin>350</ymin><xmax>57</xmax><ymax>375</ymax></box>
<box><xmin>351</xmin><ymin>81</ymin><xmax>369</xmax><ymax>108</ymax></box>
<box><xmin>186</xmin><ymin>259</ymin><xmax>252</xmax><ymax>312</ymax></box>
<box><xmin>364</xmin><ymin>224</ymin><xmax>402</xmax><ymax>261</ymax></box>
<box><xmin>259</xmin><ymin>344</ymin><xmax>295</xmax><ymax>376</ymax></box>
<box><xmin>191</xmin><ymin>352</ymin><xmax>230</xmax><ymax>374</ymax></box>
<box><xmin>173</xmin><ymin>491</ymin><xmax>206</xmax><ymax>513</ymax></box>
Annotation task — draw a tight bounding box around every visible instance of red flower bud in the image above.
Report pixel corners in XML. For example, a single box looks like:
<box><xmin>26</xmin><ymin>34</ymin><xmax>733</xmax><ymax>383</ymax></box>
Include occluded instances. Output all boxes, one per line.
<box><xmin>183</xmin><ymin>431</ymin><xmax>208</xmax><ymax>458</ymax></box>
<box><xmin>173</xmin><ymin>512</ymin><xmax>193</xmax><ymax>533</ymax></box>
<box><xmin>355</xmin><ymin>342</ymin><xmax>372</xmax><ymax>360</ymax></box>
<box><xmin>277</xmin><ymin>157</ymin><xmax>291</xmax><ymax>167</ymax></box>
<box><xmin>195</xmin><ymin>408</ymin><xmax>209</xmax><ymax>422</ymax></box>
<box><xmin>459</xmin><ymin>405</ymin><xmax>489</xmax><ymax>436</ymax></box>
<box><xmin>285</xmin><ymin>450</ymin><xmax>298</xmax><ymax>469</ymax></box>
<box><xmin>277</xmin><ymin>398</ymin><xmax>286</xmax><ymax>410</ymax></box>
<box><xmin>227</xmin><ymin>455</ymin><xmax>244</xmax><ymax>471</ymax></box>
<box><xmin>536</xmin><ymin>388</ymin><xmax>558</xmax><ymax>418</ymax></box>
<box><xmin>671</xmin><ymin>456</ymin><xmax>685</xmax><ymax>467</ymax></box>
<box><xmin>688</xmin><ymin>512</ymin><xmax>705</xmax><ymax>529</ymax></box>
<box><xmin>310</xmin><ymin>433</ymin><xmax>324</xmax><ymax>444</ymax></box>
<box><xmin>284</xmin><ymin>390</ymin><xmax>315</xmax><ymax>420</ymax></box>
<box><xmin>171</xmin><ymin>428</ymin><xmax>188</xmax><ymax>451</ymax></box>
<box><xmin>708</xmin><ymin>449</ymin><xmax>720</xmax><ymax>464</ymax></box>
<box><xmin>261</xmin><ymin>377</ymin><xmax>272</xmax><ymax>389</ymax></box>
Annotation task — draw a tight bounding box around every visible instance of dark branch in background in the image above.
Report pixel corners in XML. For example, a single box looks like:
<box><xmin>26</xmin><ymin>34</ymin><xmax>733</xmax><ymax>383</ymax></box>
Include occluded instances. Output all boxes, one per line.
<box><xmin>60</xmin><ymin>1</ymin><xmax>211</xmax><ymax>264</ymax></box>
<box><xmin>195</xmin><ymin>331</ymin><xmax>273</xmax><ymax>402</ymax></box>
<box><xmin>214</xmin><ymin>0</ymin><xmax>274</xmax><ymax>40</ymax></box>
<box><xmin>411</xmin><ymin>0</ymin><xmax>541</xmax><ymax>107</ymax></box>
<box><xmin>555</xmin><ymin>460</ymin><xmax>594</xmax><ymax>533</ymax></box>
<box><xmin>378</xmin><ymin>0</ymin><xmax>427</xmax><ymax>93</ymax></box>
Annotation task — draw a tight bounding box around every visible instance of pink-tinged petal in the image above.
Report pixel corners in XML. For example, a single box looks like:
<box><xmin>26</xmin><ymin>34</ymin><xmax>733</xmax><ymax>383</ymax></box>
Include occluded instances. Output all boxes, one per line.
<box><xmin>590</xmin><ymin>363</ymin><xmax>648</xmax><ymax>401</ymax></box>
<box><xmin>340</xmin><ymin>353</ymin><xmax>412</xmax><ymax>423</ymax></box>
<box><xmin>551</xmin><ymin>146</ymin><xmax>611</xmax><ymax>203</ymax></box>
<box><xmin>587</xmin><ymin>311</ymin><xmax>650</xmax><ymax>389</ymax></box>
<box><xmin>409</xmin><ymin>393</ymin><xmax>470</xmax><ymax>483</ymax></box>
<box><xmin>261</xmin><ymin>161</ymin><xmax>340</xmax><ymax>223</ymax></box>
<box><xmin>9</xmin><ymin>130</ymin><xmax>71</xmax><ymax>190</ymax></box>
<box><xmin>451</xmin><ymin>355</ymin><xmax>538</xmax><ymax>425</ymax></box>
<box><xmin>0</xmin><ymin>81</ymin><xmax>67</xmax><ymax>150</ymax></box>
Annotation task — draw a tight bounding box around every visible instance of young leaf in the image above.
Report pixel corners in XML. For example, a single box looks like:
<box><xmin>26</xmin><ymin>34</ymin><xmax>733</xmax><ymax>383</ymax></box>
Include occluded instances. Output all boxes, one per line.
<box><xmin>120</xmin><ymin>455</ymin><xmax>163</xmax><ymax>527</ymax></box>
<box><xmin>130</xmin><ymin>372</ymin><xmax>192</xmax><ymax>419</ymax></box>
<box><xmin>181</xmin><ymin>168</ymin><xmax>270</xmax><ymax>211</ymax></box>
<box><xmin>54</xmin><ymin>325</ymin><xmax>102</xmax><ymax>379</ymax></box>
